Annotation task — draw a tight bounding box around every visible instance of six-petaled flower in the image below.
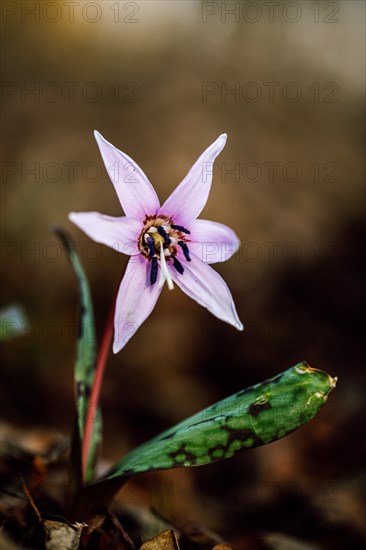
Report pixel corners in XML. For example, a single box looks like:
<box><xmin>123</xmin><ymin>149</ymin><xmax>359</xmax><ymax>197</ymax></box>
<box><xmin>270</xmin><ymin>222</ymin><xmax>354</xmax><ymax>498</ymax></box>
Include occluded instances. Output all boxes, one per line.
<box><xmin>69</xmin><ymin>131</ymin><xmax>243</xmax><ymax>353</ymax></box>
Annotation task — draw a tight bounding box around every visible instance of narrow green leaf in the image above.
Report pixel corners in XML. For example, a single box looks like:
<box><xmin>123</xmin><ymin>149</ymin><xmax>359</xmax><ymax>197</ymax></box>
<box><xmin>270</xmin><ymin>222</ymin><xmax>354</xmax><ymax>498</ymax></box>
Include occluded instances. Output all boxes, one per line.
<box><xmin>55</xmin><ymin>228</ymin><xmax>101</xmax><ymax>483</ymax></box>
<box><xmin>99</xmin><ymin>362</ymin><xmax>337</xmax><ymax>481</ymax></box>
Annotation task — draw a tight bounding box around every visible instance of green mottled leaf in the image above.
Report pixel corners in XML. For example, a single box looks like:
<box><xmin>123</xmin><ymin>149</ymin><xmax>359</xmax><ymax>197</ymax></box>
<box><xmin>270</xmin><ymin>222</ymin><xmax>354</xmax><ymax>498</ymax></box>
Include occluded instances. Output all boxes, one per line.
<box><xmin>55</xmin><ymin>228</ymin><xmax>101</xmax><ymax>483</ymax></box>
<box><xmin>0</xmin><ymin>304</ymin><xmax>28</xmax><ymax>341</ymax></box>
<box><xmin>99</xmin><ymin>362</ymin><xmax>337</xmax><ymax>481</ymax></box>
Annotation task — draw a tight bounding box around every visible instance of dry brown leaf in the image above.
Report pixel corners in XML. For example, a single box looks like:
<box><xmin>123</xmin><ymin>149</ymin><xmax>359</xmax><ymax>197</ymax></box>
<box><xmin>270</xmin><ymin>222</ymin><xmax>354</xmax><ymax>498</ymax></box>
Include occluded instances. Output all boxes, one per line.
<box><xmin>140</xmin><ymin>529</ymin><xmax>180</xmax><ymax>550</ymax></box>
<box><xmin>80</xmin><ymin>511</ymin><xmax>136</xmax><ymax>549</ymax></box>
<box><xmin>43</xmin><ymin>519</ymin><xmax>86</xmax><ymax>550</ymax></box>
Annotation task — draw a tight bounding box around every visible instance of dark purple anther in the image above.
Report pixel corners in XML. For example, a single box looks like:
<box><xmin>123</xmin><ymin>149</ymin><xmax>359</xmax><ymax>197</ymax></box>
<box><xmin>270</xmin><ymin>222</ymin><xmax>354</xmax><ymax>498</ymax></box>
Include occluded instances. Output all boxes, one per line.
<box><xmin>146</xmin><ymin>236</ymin><xmax>155</xmax><ymax>257</ymax></box>
<box><xmin>157</xmin><ymin>226</ymin><xmax>171</xmax><ymax>245</ymax></box>
<box><xmin>172</xmin><ymin>255</ymin><xmax>184</xmax><ymax>274</ymax></box>
<box><xmin>171</xmin><ymin>224</ymin><xmax>190</xmax><ymax>234</ymax></box>
<box><xmin>150</xmin><ymin>256</ymin><xmax>158</xmax><ymax>284</ymax></box>
<box><xmin>178</xmin><ymin>240</ymin><xmax>191</xmax><ymax>262</ymax></box>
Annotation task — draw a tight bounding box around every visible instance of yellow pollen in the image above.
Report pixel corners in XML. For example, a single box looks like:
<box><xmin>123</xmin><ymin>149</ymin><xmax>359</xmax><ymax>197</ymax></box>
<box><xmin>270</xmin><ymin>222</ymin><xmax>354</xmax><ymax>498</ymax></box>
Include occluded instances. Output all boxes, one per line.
<box><xmin>150</xmin><ymin>232</ymin><xmax>164</xmax><ymax>248</ymax></box>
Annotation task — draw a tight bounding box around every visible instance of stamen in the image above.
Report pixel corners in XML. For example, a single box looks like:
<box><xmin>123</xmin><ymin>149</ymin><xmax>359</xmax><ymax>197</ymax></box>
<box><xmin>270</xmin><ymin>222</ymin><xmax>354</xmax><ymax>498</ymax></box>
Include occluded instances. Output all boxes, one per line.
<box><xmin>148</xmin><ymin>227</ymin><xmax>157</xmax><ymax>233</ymax></box>
<box><xmin>146</xmin><ymin>236</ymin><xmax>155</xmax><ymax>258</ymax></box>
<box><xmin>150</xmin><ymin>257</ymin><xmax>158</xmax><ymax>285</ymax></box>
<box><xmin>171</xmin><ymin>224</ymin><xmax>191</xmax><ymax>234</ymax></box>
<box><xmin>172</xmin><ymin>255</ymin><xmax>184</xmax><ymax>274</ymax></box>
<box><xmin>157</xmin><ymin>226</ymin><xmax>171</xmax><ymax>245</ymax></box>
<box><xmin>159</xmin><ymin>241</ymin><xmax>174</xmax><ymax>290</ymax></box>
<box><xmin>178</xmin><ymin>240</ymin><xmax>191</xmax><ymax>262</ymax></box>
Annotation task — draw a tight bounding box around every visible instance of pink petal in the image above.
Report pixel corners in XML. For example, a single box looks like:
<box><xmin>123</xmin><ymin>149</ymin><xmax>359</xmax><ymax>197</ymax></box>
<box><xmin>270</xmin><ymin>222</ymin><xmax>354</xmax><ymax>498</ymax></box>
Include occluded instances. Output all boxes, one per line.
<box><xmin>168</xmin><ymin>252</ymin><xmax>243</xmax><ymax>331</ymax></box>
<box><xmin>189</xmin><ymin>219</ymin><xmax>240</xmax><ymax>264</ymax></box>
<box><xmin>94</xmin><ymin>131</ymin><xmax>160</xmax><ymax>221</ymax></box>
<box><xmin>159</xmin><ymin>134</ymin><xmax>227</xmax><ymax>226</ymax></box>
<box><xmin>113</xmin><ymin>255</ymin><xmax>162</xmax><ymax>353</ymax></box>
<box><xmin>69</xmin><ymin>212</ymin><xmax>141</xmax><ymax>255</ymax></box>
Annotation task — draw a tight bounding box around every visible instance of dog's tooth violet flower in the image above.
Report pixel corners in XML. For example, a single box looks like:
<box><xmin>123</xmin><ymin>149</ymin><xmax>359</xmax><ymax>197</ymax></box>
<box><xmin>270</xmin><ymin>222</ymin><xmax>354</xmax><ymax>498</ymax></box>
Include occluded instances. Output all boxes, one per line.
<box><xmin>69</xmin><ymin>131</ymin><xmax>243</xmax><ymax>353</ymax></box>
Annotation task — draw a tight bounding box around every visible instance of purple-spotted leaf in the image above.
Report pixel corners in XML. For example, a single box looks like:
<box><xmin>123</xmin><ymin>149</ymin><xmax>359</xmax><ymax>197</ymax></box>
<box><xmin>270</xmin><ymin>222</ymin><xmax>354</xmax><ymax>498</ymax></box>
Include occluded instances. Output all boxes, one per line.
<box><xmin>78</xmin><ymin>363</ymin><xmax>336</xmax><ymax>516</ymax></box>
<box><xmin>98</xmin><ymin>363</ymin><xmax>336</xmax><ymax>481</ymax></box>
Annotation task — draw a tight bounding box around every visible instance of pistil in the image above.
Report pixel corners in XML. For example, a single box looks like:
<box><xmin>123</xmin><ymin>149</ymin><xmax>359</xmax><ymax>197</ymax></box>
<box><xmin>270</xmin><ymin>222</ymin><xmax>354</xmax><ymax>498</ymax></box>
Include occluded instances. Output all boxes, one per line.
<box><xmin>159</xmin><ymin>241</ymin><xmax>174</xmax><ymax>290</ymax></box>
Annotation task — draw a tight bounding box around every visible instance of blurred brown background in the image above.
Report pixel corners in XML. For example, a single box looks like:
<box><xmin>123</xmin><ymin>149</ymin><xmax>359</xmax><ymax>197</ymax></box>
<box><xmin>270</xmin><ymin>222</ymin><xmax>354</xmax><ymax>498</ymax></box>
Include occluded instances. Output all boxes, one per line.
<box><xmin>1</xmin><ymin>1</ymin><xmax>365</xmax><ymax>547</ymax></box>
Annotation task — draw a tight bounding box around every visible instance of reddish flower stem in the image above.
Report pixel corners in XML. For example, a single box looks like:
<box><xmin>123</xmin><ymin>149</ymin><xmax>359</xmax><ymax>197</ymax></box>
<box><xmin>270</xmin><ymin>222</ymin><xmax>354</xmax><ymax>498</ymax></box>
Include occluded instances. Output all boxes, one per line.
<box><xmin>82</xmin><ymin>303</ymin><xmax>115</xmax><ymax>481</ymax></box>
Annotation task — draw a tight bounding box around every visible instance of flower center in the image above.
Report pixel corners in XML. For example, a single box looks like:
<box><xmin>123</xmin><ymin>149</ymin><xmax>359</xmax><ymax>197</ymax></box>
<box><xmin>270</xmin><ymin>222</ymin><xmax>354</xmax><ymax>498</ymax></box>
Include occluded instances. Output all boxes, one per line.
<box><xmin>138</xmin><ymin>215</ymin><xmax>191</xmax><ymax>288</ymax></box>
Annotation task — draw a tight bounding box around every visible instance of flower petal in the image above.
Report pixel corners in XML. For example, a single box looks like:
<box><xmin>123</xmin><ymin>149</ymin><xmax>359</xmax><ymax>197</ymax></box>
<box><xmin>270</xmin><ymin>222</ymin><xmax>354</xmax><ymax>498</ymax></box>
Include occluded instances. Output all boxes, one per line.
<box><xmin>94</xmin><ymin>131</ymin><xmax>160</xmax><ymax>221</ymax></box>
<box><xmin>168</xmin><ymin>252</ymin><xmax>243</xmax><ymax>331</ymax></box>
<box><xmin>189</xmin><ymin>219</ymin><xmax>240</xmax><ymax>264</ymax></box>
<box><xmin>69</xmin><ymin>211</ymin><xmax>141</xmax><ymax>255</ymax></box>
<box><xmin>159</xmin><ymin>134</ymin><xmax>227</xmax><ymax>226</ymax></box>
<box><xmin>113</xmin><ymin>255</ymin><xmax>162</xmax><ymax>353</ymax></box>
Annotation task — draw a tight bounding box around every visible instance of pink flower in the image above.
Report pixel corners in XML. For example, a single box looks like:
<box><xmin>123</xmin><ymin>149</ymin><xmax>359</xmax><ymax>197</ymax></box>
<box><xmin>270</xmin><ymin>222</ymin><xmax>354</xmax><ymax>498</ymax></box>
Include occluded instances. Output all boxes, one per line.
<box><xmin>69</xmin><ymin>132</ymin><xmax>243</xmax><ymax>353</ymax></box>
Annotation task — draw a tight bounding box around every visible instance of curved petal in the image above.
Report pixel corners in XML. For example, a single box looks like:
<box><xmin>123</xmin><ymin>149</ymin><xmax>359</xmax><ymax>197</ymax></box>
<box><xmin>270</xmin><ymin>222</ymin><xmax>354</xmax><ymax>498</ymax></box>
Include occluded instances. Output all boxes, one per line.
<box><xmin>113</xmin><ymin>255</ymin><xmax>163</xmax><ymax>353</ymax></box>
<box><xmin>159</xmin><ymin>134</ymin><xmax>227</xmax><ymax>226</ymax></box>
<box><xmin>69</xmin><ymin>211</ymin><xmax>141</xmax><ymax>255</ymax></box>
<box><xmin>94</xmin><ymin>131</ymin><xmax>160</xmax><ymax>221</ymax></box>
<box><xmin>189</xmin><ymin>219</ymin><xmax>240</xmax><ymax>264</ymax></box>
<box><xmin>167</xmin><ymin>252</ymin><xmax>243</xmax><ymax>331</ymax></box>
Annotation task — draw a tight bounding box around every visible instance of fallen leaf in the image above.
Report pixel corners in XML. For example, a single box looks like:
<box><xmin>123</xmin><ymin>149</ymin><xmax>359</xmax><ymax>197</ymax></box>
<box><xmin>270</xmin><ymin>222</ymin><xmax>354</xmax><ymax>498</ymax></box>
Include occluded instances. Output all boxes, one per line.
<box><xmin>140</xmin><ymin>529</ymin><xmax>180</xmax><ymax>549</ymax></box>
<box><xmin>43</xmin><ymin>519</ymin><xmax>86</xmax><ymax>550</ymax></box>
<box><xmin>80</xmin><ymin>510</ymin><xmax>135</xmax><ymax>549</ymax></box>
